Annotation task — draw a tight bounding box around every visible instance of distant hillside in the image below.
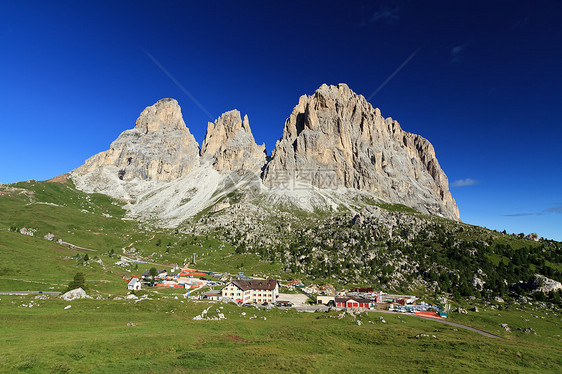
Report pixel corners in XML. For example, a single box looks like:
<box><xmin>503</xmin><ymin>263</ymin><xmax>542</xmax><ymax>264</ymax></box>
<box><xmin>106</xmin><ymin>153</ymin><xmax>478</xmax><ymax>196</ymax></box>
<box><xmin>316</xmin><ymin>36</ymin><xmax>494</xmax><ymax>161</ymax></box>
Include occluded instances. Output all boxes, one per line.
<box><xmin>1</xmin><ymin>180</ymin><xmax>560</xmax><ymax>306</ymax></box>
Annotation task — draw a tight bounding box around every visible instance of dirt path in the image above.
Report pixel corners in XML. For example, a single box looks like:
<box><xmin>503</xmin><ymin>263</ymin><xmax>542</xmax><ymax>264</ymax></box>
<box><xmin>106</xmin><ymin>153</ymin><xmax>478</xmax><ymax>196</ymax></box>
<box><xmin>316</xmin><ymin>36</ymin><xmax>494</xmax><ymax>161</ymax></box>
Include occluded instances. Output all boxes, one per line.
<box><xmin>417</xmin><ymin>316</ymin><xmax>502</xmax><ymax>338</ymax></box>
<box><xmin>368</xmin><ymin>309</ymin><xmax>502</xmax><ymax>339</ymax></box>
<box><xmin>0</xmin><ymin>291</ymin><xmax>61</xmax><ymax>295</ymax></box>
<box><xmin>58</xmin><ymin>240</ymin><xmax>95</xmax><ymax>252</ymax></box>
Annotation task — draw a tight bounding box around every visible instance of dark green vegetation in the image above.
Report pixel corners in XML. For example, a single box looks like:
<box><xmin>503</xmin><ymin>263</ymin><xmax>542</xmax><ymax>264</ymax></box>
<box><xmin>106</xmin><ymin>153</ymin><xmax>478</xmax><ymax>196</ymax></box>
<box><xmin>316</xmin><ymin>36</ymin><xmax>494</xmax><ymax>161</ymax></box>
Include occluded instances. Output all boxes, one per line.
<box><xmin>66</xmin><ymin>272</ymin><xmax>86</xmax><ymax>292</ymax></box>
<box><xmin>226</xmin><ymin>207</ymin><xmax>562</xmax><ymax>304</ymax></box>
<box><xmin>0</xmin><ymin>297</ymin><xmax>560</xmax><ymax>373</ymax></box>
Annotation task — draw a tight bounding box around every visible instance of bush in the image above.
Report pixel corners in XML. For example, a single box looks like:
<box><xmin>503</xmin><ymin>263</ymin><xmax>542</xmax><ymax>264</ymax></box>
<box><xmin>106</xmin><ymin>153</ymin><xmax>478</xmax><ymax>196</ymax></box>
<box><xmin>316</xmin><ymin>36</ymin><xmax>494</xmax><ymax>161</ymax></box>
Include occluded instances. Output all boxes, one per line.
<box><xmin>66</xmin><ymin>272</ymin><xmax>86</xmax><ymax>291</ymax></box>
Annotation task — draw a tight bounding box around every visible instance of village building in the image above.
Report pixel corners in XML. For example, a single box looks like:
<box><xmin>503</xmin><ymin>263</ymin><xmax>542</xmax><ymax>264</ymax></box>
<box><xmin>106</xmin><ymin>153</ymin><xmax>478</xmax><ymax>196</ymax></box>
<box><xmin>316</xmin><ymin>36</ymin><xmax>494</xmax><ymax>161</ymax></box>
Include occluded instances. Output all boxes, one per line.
<box><xmin>127</xmin><ymin>277</ymin><xmax>142</xmax><ymax>291</ymax></box>
<box><xmin>352</xmin><ymin>287</ymin><xmax>373</xmax><ymax>293</ymax></box>
<box><xmin>221</xmin><ymin>279</ymin><xmax>279</xmax><ymax>304</ymax></box>
<box><xmin>316</xmin><ymin>295</ymin><xmax>335</xmax><ymax>305</ymax></box>
<box><xmin>335</xmin><ymin>296</ymin><xmax>372</xmax><ymax>309</ymax></box>
<box><xmin>199</xmin><ymin>291</ymin><xmax>221</xmax><ymax>301</ymax></box>
<box><xmin>380</xmin><ymin>294</ymin><xmax>417</xmax><ymax>304</ymax></box>
<box><xmin>237</xmin><ymin>272</ymin><xmax>253</xmax><ymax>281</ymax></box>
<box><xmin>141</xmin><ymin>269</ymin><xmax>167</xmax><ymax>278</ymax></box>
<box><xmin>347</xmin><ymin>292</ymin><xmax>382</xmax><ymax>303</ymax></box>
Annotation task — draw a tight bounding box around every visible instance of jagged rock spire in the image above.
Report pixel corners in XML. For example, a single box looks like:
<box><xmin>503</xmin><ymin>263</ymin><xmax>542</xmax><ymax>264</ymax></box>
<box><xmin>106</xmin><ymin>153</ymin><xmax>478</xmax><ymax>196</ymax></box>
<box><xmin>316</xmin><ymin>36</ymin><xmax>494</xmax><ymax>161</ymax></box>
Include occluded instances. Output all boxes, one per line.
<box><xmin>263</xmin><ymin>83</ymin><xmax>459</xmax><ymax>220</ymax></box>
<box><xmin>201</xmin><ymin>109</ymin><xmax>266</xmax><ymax>172</ymax></box>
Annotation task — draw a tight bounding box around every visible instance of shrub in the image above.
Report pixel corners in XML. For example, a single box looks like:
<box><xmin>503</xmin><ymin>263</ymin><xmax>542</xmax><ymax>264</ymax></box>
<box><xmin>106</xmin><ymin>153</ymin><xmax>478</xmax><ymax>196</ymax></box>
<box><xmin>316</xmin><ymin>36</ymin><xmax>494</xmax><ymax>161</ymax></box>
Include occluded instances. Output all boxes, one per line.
<box><xmin>66</xmin><ymin>272</ymin><xmax>86</xmax><ymax>291</ymax></box>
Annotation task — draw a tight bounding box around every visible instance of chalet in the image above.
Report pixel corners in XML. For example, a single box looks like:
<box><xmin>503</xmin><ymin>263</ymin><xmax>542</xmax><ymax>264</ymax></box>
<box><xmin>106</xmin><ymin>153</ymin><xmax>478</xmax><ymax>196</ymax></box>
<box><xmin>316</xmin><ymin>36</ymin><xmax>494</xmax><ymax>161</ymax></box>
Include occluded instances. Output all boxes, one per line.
<box><xmin>237</xmin><ymin>272</ymin><xmax>253</xmax><ymax>281</ymax></box>
<box><xmin>381</xmin><ymin>294</ymin><xmax>417</xmax><ymax>304</ymax></box>
<box><xmin>221</xmin><ymin>279</ymin><xmax>279</xmax><ymax>304</ymax></box>
<box><xmin>335</xmin><ymin>297</ymin><xmax>371</xmax><ymax>309</ymax></box>
<box><xmin>317</xmin><ymin>295</ymin><xmax>335</xmax><ymax>305</ymax></box>
<box><xmin>199</xmin><ymin>291</ymin><xmax>221</xmax><ymax>301</ymax></box>
<box><xmin>347</xmin><ymin>292</ymin><xmax>381</xmax><ymax>303</ymax></box>
<box><xmin>141</xmin><ymin>269</ymin><xmax>167</xmax><ymax>278</ymax></box>
<box><xmin>288</xmin><ymin>279</ymin><xmax>303</xmax><ymax>287</ymax></box>
<box><xmin>352</xmin><ymin>287</ymin><xmax>373</xmax><ymax>293</ymax></box>
<box><xmin>127</xmin><ymin>278</ymin><xmax>141</xmax><ymax>291</ymax></box>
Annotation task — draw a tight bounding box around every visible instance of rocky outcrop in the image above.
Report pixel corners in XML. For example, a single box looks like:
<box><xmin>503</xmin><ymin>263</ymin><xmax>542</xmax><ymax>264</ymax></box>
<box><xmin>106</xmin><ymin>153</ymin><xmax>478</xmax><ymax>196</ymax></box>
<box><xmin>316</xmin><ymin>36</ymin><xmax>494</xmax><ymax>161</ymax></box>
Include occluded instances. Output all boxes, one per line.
<box><xmin>200</xmin><ymin>110</ymin><xmax>266</xmax><ymax>172</ymax></box>
<box><xmin>532</xmin><ymin>275</ymin><xmax>562</xmax><ymax>294</ymax></box>
<box><xmin>263</xmin><ymin>83</ymin><xmax>459</xmax><ymax>220</ymax></box>
<box><xmin>73</xmin><ymin>98</ymin><xmax>200</xmax><ymax>182</ymax></box>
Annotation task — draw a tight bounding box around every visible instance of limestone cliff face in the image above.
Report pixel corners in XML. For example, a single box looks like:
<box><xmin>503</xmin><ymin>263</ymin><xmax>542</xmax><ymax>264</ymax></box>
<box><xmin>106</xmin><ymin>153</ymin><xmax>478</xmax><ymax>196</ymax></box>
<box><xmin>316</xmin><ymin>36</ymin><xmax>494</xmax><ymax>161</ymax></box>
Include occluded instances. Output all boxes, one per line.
<box><xmin>200</xmin><ymin>110</ymin><xmax>266</xmax><ymax>172</ymax></box>
<box><xmin>70</xmin><ymin>85</ymin><xmax>459</xmax><ymax>223</ymax></box>
<box><xmin>263</xmin><ymin>83</ymin><xmax>459</xmax><ymax>220</ymax></box>
<box><xmin>73</xmin><ymin>98</ymin><xmax>200</xmax><ymax>182</ymax></box>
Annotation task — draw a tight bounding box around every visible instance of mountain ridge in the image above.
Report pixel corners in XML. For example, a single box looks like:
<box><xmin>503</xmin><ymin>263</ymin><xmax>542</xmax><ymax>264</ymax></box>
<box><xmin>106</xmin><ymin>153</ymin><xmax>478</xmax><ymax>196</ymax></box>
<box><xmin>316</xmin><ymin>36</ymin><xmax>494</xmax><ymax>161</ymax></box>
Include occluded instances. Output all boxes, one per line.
<box><xmin>70</xmin><ymin>84</ymin><xmax>460</xmax><ymax>224</ymax></box>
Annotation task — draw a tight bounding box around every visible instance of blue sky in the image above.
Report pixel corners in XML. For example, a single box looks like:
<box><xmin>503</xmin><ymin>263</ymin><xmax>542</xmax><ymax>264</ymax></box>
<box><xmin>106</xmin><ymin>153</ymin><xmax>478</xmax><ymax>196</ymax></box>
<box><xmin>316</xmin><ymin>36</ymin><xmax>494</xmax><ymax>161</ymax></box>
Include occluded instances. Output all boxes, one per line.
<box><xmin>1</xmin><ymin>1</ymin><xmax>561</xmax><ymax>240</ymax></box>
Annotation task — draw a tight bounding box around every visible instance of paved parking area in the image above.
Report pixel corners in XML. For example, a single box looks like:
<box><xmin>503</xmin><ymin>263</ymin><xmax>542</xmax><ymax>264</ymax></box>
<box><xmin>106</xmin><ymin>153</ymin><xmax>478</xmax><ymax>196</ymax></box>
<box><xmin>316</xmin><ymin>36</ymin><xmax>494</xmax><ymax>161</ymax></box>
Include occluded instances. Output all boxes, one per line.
<box><xmin>277</xmin><ymin>293</ymin><xmax>309</xmax><ymax>306</ymax></box>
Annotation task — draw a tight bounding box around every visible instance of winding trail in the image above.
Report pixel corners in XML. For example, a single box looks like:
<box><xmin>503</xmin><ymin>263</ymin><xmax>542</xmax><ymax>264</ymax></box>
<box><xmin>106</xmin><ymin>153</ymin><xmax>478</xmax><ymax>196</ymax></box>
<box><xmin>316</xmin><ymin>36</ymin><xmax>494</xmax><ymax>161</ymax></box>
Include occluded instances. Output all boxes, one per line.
<box><xmin>371</xmin><ymin>309</ymin><xmax>502</xmax><ymax>339</ymax></box>
<box><xmin>417</xmin><ymin>316</ymin><xmax>502</xmax><ymax>338</ymax></box>
<box><xmin>0</xmin><ymin>291</ymin><xmax>61</xmax><ymax>295</ymax></box>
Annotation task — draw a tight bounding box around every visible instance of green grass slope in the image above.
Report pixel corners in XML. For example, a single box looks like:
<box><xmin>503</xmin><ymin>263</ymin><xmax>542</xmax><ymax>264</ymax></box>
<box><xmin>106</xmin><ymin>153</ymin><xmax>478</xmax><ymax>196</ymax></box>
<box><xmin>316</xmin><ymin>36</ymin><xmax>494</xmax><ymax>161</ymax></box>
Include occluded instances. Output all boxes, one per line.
<box><xmin>0</xmin><ymin>297</ymin><xmax>560</xmax><ymax>373</ymax></box>
<box><xmin>0</xmin><ymin>180</ymin><xmax>282</xmax><ymax>295</ymax></box>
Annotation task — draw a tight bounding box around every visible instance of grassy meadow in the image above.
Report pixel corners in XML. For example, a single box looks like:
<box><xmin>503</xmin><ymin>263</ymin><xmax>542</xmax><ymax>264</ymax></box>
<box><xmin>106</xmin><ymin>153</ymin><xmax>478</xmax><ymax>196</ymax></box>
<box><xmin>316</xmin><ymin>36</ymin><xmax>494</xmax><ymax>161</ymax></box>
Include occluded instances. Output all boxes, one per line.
<box><xmin>1</xmin><ymin>295</ymin><xmax>561</xmax><ymax>373</ymax></box>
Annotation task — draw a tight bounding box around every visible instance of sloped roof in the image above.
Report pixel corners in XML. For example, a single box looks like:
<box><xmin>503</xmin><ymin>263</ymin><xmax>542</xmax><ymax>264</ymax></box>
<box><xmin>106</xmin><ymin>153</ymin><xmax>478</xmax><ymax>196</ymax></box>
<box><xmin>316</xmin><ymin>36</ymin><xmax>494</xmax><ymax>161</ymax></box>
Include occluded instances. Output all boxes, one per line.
<box><xmin>231</xmin><ymin>279</ymin><xmax>278</xmax><ymax>291</ymax></box>
<box><xmin>141</xmin><ymin>269</ymin><xmax>166</xmax><ymax>277</ymax></box>
<box><xmin>335</xmin><ymin>296</ymin><xmax>370</xmax><ymax>304</ymax></box>
<box><xmin>349</xmin><ymin>297</ymin><xmax>371</xmax><ymax>304</ymax></box>
<box><xmin>202</xmin><ymin>291</ymin><xmax>221</xmax><ymax>296</ymax></box>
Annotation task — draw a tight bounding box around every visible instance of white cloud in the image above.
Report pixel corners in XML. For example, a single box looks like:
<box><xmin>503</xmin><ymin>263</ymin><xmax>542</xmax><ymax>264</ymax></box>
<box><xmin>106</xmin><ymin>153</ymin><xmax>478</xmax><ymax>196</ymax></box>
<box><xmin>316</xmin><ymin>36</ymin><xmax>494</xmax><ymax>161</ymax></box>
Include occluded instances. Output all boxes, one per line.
<box><xmin>450</xmin><ymin>44</ymin><xmax>467</xmax><ymax>64</ymax></box>
<box><xmin>371</xmin><ymin>6</ymin><xmax>401</xmax><ymax>24</ymax></box>
<box><xmin>451</xmin><ymin>178</ymin><xmax>479</xmax><ymax>187</ymax></box>
<box><xmin>504</xmin><ymin>204</ymin><xmax>562</xmax><ymax>217</ymax></box>
<box><xmin>360</xmin><ymin>5</ymin><xmax>401</xmax><ymax>26</ymax></box>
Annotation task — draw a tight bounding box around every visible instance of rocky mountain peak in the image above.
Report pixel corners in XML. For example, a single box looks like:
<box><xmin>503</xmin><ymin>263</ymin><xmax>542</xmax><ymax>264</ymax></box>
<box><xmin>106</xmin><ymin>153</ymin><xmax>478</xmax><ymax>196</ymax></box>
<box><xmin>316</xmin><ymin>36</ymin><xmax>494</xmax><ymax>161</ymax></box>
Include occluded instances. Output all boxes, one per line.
<box><xmin>264</xmin><ymin>83</ymin><xmax>460</xmax><ymax>220</ymax></box>
<box><xmin>70</xmin><ymin>84</ymin><xmax>460</xmax><ymax>224</ymax></box>
<box><xmin>201</xmin><ymin>110</ymin><xmax>266</xmax><ymax>172</ymax></box>
<box><xmin>72</xmin><ymin>98</ymin><xmax>200</xmax><ymax>188</ymax></box>
<box><xmin>134</xmin><ymin>98</ymin><xmax>186</xmax><ymax>134</ymax></box>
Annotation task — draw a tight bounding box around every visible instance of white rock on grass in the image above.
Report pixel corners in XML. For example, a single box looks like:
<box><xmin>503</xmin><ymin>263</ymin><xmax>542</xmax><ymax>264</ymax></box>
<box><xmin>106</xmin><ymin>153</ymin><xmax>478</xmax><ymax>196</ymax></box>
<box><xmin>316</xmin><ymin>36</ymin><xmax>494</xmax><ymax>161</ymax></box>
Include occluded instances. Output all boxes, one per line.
<box><xmin>64</xmin><ymin>305</ymin><xmax>72</xmax><ymax>310</ymax></box>
<box><xmin>60</xmin><ymin>288</ymin><xmax>92</xmax><ymax>301</ymax></box>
